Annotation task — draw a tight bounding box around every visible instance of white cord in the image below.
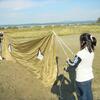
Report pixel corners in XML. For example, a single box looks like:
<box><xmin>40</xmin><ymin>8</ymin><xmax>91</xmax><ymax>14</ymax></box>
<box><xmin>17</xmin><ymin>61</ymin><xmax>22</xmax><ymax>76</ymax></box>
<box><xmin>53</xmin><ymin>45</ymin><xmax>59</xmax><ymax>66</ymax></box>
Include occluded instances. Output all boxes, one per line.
<box><xmin>52</xmin><ymin>31</ymin><xmax>75</xmax><ymax>99</ymax></box>
<box><xmin>57</xmin><ymin>37</ymin><xmax>68</xmax><ymax>57</ymax></box>
<box><xmin>58</xmin><ymin>36</ymin><xmax>74</xmax><ymax>56</ymax></box>
<box><xmin>52</xmin><ymin>31</ymin><xmax>74</xmax><ymax>56</ymax></box>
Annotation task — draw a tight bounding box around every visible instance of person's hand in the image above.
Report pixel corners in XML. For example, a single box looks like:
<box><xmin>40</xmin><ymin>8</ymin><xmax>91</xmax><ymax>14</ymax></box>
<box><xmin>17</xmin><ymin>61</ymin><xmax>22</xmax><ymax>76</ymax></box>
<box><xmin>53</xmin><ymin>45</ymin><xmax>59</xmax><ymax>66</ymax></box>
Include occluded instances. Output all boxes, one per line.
<box><xmin>66</xmin><ymin>58</ymin><xmax>71</xmax><ymax>65</ymax></box>
<box><xmin>64</xmin><ymin>67</ymin><xmax>68</xmax><ymax>72</ymax></box>
<box><xmin>66</xmin><ymin>58</ymin><xmax>69</xmax><ymax>63</ymax></box>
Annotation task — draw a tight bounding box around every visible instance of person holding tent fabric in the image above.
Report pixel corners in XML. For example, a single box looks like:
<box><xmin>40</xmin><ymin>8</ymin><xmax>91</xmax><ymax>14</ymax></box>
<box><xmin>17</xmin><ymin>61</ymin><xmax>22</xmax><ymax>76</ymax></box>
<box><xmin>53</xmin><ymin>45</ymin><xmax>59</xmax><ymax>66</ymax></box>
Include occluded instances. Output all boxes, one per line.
<box><xmin>0</xmin><ymin>32</ymin><xmax>3</xmax><ymax>60</ymax></box>
<box><xmin>64</xmin><ymin>33</ymin><xmax>97</xmax><ymax>100</ymax></box>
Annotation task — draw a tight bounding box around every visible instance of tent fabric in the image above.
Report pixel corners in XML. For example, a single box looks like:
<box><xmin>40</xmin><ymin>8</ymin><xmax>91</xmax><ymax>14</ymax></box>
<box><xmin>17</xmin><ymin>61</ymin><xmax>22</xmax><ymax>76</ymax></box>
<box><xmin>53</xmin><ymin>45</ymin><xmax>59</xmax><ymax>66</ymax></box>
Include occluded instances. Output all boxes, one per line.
<box><xmin>2</xmin><ymin>32</ymin><xmax>59</xmax><ymax>86</ymax></box>
<box><xmin>2</xmin><ymin>32</ymin><xmax>74</xmax><ymax>87</ymax></box>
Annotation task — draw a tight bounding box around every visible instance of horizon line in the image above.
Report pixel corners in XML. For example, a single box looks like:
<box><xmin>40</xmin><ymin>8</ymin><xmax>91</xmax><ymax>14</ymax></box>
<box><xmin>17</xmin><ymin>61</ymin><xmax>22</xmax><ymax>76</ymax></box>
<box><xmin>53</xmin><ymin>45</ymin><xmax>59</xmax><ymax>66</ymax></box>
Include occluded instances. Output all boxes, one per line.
<box><xmin>0</xmin><ymin>20</ymin><xmax>96</xmax><ymax>26</ymax></box>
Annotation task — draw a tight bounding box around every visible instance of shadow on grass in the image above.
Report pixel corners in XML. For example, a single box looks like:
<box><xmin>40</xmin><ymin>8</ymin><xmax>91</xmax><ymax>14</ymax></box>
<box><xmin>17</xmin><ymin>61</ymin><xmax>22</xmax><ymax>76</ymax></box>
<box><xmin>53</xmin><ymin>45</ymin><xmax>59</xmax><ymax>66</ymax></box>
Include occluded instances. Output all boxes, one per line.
<box><xmin>51</xmin><ymin>70</ymin><xmax>76</xmax><ymax>100</ymax></box>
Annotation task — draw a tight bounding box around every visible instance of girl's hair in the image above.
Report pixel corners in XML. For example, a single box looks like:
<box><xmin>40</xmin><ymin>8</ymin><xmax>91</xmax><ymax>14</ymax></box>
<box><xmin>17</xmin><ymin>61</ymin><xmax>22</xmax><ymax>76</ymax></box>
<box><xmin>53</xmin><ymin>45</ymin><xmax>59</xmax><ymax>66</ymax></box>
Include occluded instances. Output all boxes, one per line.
<box><xmin>80</xmin><ymin>33</ymin><xmax>97</xmax><ymax>53</ymax></box>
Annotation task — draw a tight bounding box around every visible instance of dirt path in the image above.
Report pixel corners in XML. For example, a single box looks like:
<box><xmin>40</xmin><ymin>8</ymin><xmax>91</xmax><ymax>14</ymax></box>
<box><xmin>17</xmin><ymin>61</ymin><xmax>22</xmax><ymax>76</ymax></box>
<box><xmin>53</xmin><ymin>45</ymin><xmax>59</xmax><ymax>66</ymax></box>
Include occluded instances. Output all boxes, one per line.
<box><xmin>0</xmin><ymin>61</ymin><xmax>56</xmax><ymax>100</ymax></box>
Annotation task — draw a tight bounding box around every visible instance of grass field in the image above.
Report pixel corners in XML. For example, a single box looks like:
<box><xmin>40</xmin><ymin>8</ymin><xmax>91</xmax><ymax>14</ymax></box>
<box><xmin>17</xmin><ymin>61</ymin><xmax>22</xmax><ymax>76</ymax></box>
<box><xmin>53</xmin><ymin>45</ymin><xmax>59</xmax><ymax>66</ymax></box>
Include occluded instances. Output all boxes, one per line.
<box><xmin>1</xmin><ymin>24</ymin><xmax>100</xmax><ymax>36</ymax></box>
<box><xmin>0</xmin><ymin>25</ymin><xmax>100</xmax><ymax>100</ymax></box>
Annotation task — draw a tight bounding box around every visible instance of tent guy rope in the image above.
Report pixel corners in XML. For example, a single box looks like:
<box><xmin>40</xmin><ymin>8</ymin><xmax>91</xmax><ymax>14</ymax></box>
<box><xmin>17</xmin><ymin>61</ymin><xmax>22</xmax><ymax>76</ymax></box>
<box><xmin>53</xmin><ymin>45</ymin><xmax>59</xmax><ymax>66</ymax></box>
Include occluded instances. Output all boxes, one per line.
<box><xmin>52</xmin><ymin>30</ymin><xmax>76</xmax><ymax>99</ymax></box>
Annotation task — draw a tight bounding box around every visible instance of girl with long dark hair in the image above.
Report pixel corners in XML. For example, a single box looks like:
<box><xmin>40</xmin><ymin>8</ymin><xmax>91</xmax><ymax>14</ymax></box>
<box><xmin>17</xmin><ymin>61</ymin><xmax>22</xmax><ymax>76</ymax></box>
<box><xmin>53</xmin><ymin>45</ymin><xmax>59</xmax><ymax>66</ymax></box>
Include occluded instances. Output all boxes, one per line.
<box><xmin>64</xmin><ymin>33</ymin><xmax>97</xmax><ymax>100</ymax></box>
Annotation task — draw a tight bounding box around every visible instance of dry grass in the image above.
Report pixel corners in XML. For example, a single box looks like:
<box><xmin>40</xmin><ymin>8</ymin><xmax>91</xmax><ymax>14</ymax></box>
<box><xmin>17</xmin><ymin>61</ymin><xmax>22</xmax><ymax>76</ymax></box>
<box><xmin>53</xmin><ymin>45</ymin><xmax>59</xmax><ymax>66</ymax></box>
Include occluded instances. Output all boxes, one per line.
<box><xmin>0</xmin><ymin>25</ymin><xmax>100</xmax><ymax>100</ymax></box>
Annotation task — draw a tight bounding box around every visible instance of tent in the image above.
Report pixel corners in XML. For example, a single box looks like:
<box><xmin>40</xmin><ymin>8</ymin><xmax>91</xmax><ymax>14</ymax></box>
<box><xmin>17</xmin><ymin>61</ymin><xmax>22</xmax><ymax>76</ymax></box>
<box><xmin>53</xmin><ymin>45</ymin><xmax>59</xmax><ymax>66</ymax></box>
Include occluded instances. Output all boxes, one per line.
<box><xmin>2</xmin><ymin>31</ymin><xmax>74</xmax><ymax>87</ymax></box>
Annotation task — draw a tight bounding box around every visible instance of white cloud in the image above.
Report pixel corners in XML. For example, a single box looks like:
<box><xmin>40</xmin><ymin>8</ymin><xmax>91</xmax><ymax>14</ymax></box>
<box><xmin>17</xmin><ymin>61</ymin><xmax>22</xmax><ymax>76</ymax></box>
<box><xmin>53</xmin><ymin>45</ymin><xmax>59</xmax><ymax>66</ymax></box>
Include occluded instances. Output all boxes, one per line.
<box><xmin>0</xmin><ymin>0</ymin><xmax>58</xmax><ymax>10</ymax></box>
<box><xmin>0</xmin><ymin>0</ymin><xmax>35</xmax><ymax>10</ymax></box>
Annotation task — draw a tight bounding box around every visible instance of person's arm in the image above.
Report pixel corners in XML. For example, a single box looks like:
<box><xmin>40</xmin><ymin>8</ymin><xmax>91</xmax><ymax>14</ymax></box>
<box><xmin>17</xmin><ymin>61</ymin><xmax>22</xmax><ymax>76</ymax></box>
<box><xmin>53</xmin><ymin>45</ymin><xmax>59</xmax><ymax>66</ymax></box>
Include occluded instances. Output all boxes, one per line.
<box><xmin>64</xmin><ymin>55</ymin><xmax>81</xmax><ymax>72</ymax></box>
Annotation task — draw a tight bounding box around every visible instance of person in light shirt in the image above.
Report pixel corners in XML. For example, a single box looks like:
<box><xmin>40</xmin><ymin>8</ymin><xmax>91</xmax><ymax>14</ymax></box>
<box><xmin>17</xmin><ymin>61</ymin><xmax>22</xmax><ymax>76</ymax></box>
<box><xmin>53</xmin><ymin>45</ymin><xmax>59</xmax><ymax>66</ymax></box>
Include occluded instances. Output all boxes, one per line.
<box><xmin>64</xmin><ymin>33</ymin><xmax>97</xmax><ymax>100</ymax></box>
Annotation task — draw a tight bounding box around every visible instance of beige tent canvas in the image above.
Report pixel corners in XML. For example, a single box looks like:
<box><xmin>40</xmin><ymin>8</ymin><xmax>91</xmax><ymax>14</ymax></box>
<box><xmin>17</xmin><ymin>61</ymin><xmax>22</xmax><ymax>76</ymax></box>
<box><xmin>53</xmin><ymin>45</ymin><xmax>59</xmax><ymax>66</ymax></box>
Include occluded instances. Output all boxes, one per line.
<box><xmin>2</xmin><ymin>31</ymin><xmax>74</xmax><ymax>87</ymax></box>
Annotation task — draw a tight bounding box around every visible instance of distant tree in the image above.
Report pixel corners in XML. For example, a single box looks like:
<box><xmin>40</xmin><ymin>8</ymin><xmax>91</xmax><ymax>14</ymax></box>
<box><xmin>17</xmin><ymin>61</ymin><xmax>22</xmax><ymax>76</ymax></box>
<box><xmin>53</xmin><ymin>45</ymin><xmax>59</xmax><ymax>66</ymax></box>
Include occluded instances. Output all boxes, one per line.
<box><xmin>96</xmin><ymin>17</ymin><xmax>100</xmax><ymax>23</ymax></box>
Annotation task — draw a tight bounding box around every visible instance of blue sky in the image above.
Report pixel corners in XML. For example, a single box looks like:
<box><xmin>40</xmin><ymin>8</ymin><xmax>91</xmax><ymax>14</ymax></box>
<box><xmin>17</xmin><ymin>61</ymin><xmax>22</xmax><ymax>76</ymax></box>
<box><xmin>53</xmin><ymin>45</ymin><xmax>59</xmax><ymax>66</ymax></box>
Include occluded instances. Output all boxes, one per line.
<box><xmin>0</xmin><ymin>0</ymin><xmax>100</xmax><ymax>25</ymax></box>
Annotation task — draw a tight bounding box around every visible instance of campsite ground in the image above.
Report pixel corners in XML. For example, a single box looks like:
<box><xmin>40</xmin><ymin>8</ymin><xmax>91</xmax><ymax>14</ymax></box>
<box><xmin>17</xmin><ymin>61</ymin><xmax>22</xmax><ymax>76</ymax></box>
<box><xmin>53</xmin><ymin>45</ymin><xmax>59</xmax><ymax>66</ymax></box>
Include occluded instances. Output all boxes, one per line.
<box><xmin>0</xmin><ymin>25</ymin><xmax>100</xmax><ymax>100</ymax></box>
